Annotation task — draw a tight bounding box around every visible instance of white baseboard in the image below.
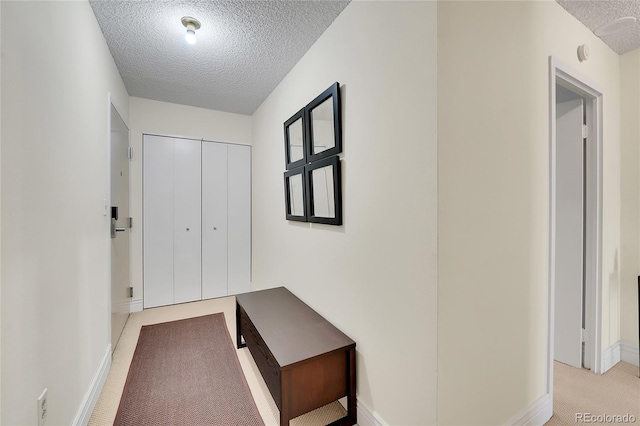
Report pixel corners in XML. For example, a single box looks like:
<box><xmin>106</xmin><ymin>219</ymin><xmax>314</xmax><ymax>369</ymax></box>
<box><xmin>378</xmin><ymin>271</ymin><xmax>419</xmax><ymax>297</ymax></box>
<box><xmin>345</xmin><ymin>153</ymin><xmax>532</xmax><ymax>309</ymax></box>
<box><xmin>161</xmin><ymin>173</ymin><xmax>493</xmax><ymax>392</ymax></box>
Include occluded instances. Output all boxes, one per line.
<box><xmin>356</xmin><ymin>401</ymin><xmax>387</xmax><ymax>426</ymax></box>
<box><xmin>130</xmin><ymin>298</ymin><xmax>143</xmax><ymax>313</ymax></box>
<box><xmin>620</xmin><ymin>340</ymin><xmax>639</xmax><ymax>367</ymax></box>
<box><xmin>602</xmin><ymin>341</ymin><xmax>622</xmax><ymax>373</ymax></box>
<box><xmin>507</xmin><ymin>393</ymin><xmax>553</xmax><ymax>426</ymax></box>
<box><xmin>72</xmin><ymin>345</ymin><xmax>111</xmax><ymax>426</ymax></box>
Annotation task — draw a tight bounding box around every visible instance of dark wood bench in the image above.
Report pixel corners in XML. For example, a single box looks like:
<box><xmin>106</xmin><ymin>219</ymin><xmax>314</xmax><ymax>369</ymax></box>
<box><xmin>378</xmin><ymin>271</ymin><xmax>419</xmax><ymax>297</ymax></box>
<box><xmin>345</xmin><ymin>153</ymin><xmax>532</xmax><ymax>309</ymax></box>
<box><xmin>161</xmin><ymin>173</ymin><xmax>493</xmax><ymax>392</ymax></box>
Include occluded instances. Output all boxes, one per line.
<box><xmin>236</xmin><ymin>287</ymin><xmax>356</xmax><ymax>426</ymax></box>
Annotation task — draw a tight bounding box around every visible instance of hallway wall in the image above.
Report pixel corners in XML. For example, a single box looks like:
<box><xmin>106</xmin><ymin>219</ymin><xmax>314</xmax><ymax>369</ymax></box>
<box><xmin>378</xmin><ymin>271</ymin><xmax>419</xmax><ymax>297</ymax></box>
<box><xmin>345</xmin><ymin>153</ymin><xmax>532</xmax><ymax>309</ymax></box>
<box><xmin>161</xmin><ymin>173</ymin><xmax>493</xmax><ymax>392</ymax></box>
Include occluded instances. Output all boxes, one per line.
<box><xmin>251</xmin><ymin>1</ymin><xmax>438</xmax><ymax>424</ymax></box>
<box><xmin>1</xmin><ymin>1</ymin><xmax>129</xmax><ymax>424</ymax></box>
<box><xmin>438</xmin><ymin>1</ymin><xmax>621</xmax><ymax>424</ymax></box>
<box><xmin>620</xmin><ymin>48</ymin><xmax>640</xmax><ymax>350</ymax></box>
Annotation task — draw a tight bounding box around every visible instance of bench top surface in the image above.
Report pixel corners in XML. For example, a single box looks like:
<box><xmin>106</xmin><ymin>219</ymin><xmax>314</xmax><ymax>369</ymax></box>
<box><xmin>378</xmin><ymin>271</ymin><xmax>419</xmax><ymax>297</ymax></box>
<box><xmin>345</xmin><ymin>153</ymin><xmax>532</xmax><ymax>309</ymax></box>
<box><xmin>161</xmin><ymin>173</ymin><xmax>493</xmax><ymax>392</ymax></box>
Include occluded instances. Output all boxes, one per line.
<box><xmin>236</xmin><ymin>287</ymin><xmax>355</xmax><ymax>368</ymax></box>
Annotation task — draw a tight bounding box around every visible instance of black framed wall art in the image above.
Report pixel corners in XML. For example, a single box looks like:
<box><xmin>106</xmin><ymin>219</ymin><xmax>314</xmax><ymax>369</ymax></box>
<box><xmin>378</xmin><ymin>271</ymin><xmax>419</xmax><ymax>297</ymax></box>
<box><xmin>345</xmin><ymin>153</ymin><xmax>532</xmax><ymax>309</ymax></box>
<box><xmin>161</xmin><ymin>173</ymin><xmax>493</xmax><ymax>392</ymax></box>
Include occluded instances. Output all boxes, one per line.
<box><xmin>283</xmin><ymin>82</ymin><xmax>343</xmax><ymax>225</ymax></box>
<box><xmin>305</xmin><ymin>155</ymin><xmax>342</xmax><ymax>225</ymax></box>
<box><xmin>306</xmin><ymin>82</ymin><xmax>342</xmax><ymax>164</ymax></box>
<box><xmin>284</xmin><ymin>107</ymin><xmax>307</xmax><ymax>170</ymax></box>
<box><xmin>284</xmin><ymin>166</ymin><xmax>307</xmax><ymax>222</ymax></box>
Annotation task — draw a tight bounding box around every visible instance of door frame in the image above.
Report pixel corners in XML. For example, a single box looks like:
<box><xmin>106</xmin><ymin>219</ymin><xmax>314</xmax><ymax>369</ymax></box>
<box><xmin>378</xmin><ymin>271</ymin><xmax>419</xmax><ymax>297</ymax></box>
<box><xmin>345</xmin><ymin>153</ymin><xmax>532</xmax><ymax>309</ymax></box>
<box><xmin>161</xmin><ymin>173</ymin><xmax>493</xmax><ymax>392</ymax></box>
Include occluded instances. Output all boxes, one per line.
<box><xmin>107</xmin><ymin>93</ymin><xmax>131</xmax><ymax>348</ymax></box>
<box><xmin>548</xmin><ymin>56</ymin><xmax>603</xmax><ymax>398</ymax></box>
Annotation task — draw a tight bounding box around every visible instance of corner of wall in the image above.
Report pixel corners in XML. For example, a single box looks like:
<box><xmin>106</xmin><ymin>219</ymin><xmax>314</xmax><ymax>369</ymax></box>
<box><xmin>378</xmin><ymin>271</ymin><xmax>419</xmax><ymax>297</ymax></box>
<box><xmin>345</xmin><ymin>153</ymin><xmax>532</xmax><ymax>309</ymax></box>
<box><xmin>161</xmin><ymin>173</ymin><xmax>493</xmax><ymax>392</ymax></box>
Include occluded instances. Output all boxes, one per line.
<box><xmin>602</xmin><ymin>341</ymin><xmax>622</xmax><ymax>372</ymax></box>
<box><xmin>130</xmin><ymin>299</ymin><xmax>143</xmax><ymax>313</ymax></box>
<box><xmin>507</xmin><ymin>394</ymin><xmax>553</xmax><ymax>426</ymax></box>
<box><xmin>72</xmin><ymin>345</ymin><xmax>111</xmax><ymax>426</ymax></box>
<box><xmin>620</xmin><ymin>339</ymin><xmax>640</xmax><ymax>367</ymax></box>
<box><xmin>356</xmin><ymin>401</ymin><xmax>388</xmax><ymax>426</ymax></box>
<box><xmin>602</xmin><ymin>339</ymin><xmax>640</xmax><ymax>370</ymax></box>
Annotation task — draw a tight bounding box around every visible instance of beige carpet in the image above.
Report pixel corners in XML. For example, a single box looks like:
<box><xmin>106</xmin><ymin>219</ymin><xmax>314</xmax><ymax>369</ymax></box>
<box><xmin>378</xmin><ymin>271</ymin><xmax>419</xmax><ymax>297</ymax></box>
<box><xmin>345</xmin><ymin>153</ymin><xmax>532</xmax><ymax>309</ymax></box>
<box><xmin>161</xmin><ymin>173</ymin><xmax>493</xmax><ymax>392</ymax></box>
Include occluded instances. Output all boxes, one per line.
<box><xmin>89</xmin><ymin>296</ymin><xmax>346</xmax><ymax>426</ymax></box>
<box><xmin>546</xmin><ymin>360</ymin><xmax>640</xmax><ymax>425</ymax></box>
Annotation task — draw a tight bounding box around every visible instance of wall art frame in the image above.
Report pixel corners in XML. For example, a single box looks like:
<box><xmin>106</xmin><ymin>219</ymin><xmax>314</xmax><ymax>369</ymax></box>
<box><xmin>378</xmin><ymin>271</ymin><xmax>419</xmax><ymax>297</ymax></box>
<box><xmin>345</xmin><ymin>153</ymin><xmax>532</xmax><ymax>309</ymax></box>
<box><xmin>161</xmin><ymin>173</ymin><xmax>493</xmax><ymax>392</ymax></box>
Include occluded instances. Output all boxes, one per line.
<box><xmin>305</xmin><ymin>155</ymin><xmax>342</xmax><ymax>226</ymax></box>
<box><xmin>306</xmin><ymin>82</ymin><xmax>342</xmax><ymax>164</ymax></box>
<box><xmin>284</xmin><ymin>166</ymin><xmax>308</xmax><ymax>222</ymax></box>
<box><xmin>283</xmin><ymin>82</ymin><xmax>343</xmax><ymax>225</ymax></box>
<box><xmin>283</xmin><ymin>107</ymin><xmax>307</xmax><ymax>170</ymax></box>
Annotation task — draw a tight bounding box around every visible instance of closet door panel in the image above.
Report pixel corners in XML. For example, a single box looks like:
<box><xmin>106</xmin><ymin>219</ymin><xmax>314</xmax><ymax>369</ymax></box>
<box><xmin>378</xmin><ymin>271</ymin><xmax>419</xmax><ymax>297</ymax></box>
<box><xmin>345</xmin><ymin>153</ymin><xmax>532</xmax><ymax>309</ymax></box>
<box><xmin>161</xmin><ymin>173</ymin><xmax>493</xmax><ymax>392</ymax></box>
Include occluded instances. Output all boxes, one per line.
<box><xmin>227</xmin><ymin>144</ymin><xmax>252</xmax><ymax>295</ymax></box>
<box><xmin>202</xmin><ymin>142</ymin><xmax>228</xmax><ymax>299</ymax></box>
<box><xmin>143</xmin><ymin>135</ymin><xmax>174</xmax><ymax>308</ymax></box>
<box><xmin>173</xmin><ymin>138</ymin><xmax>202</xmax><ymax>304</ymax></box>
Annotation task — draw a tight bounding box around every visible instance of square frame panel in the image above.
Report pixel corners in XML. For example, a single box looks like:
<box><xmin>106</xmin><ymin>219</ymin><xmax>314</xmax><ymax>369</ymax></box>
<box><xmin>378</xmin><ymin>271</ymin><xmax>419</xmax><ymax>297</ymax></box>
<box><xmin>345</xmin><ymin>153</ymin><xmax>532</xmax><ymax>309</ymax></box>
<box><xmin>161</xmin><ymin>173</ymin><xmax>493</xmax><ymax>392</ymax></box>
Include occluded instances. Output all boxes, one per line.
<box><xmin>284</xmin><ymin>166</ymin><xmax>308</xmax><ymax>222</ymax></box>
<box><xmin>284</xmin><ymin>107</ymin><xmax>307</xmax><ymax>170</ymax></box>
<box><xmin>306</xmin><ymin>82</ymin><xmax>342</xmax><ymax>164</ymax></box>
<box><xmin>305</xmin><ymin>155</ymin><xmax>342</xmax><ymax>226</ymax></box>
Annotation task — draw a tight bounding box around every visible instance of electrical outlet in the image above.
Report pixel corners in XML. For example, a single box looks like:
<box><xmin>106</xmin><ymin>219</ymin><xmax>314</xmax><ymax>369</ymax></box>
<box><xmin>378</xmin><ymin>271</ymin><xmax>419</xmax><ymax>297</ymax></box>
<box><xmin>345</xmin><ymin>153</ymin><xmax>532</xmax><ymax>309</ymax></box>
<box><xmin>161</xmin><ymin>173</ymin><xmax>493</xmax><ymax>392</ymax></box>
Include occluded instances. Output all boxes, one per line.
<box><xmin>37</xmin><ymin>388</ymin><xmax>47</xmax><ymax>426</ymax></box>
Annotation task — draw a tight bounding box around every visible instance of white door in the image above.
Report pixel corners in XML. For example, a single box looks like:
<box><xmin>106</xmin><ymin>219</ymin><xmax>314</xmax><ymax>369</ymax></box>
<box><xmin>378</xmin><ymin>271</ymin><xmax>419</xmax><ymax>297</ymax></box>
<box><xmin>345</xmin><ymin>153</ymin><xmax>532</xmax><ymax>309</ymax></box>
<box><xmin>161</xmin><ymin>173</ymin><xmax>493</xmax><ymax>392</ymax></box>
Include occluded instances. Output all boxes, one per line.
<box><xmin>173</xmin><ymin>138</ymin><xmax>202</xmax><ymax>304</ymax></box>
<box><xmin>202</xmin><ymin>142</ymin><xmax>228</xmax><ymax>299</ymax></box>
<box><xmin>110</xmin><ymin>104</ymin><xmax>130</xmax><ymax>350</ymax></box>
<box><xmin>144</xmin><ymin>137</ymin><xmax>251</xmax><ymax>307</ymax></box>
<box><xmin>228</xmin><ymin>144</ymin><xmax>252</xmax><ymax>295</ymax></box>
<box><xmin>143</xmin><ymin>135</ymin><xmax>174</xmax><ymax>308</ymax></box>
<box><xmin>554</xmin><ymin>96</ymin><xmax>584</xmax><ymax>368</ymax></box>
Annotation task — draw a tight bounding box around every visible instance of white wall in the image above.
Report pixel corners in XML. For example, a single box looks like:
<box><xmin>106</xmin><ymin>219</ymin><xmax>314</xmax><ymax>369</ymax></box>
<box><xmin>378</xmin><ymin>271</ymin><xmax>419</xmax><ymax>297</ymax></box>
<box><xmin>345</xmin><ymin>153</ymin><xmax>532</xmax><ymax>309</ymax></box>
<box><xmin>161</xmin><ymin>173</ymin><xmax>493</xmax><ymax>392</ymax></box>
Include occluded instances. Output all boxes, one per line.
<box><xmin>620</xmin><ymin>49</ymin><xmax>640</xmax><ymax>349</ymax></box>
<box><xmin>251</xmin><ymin>2</ymin><xmax>437</xmax><ymax>425</ymax></box>
<box><xmin>129</xmin><ymin>97</ymin><xmax>252</xmax><ymax>306</ymax></box>
<box><xmin>1</xmin><ymin>1</ymin><xmax>129</xmax><ymax>424</ymax></box>
<box><xmin>0</xmin><ymin>0</ymin><xmax>4</xmax><ymax>420</ymax></box>
<box><xmin>0</xmin><ymin>1</ymin><xmax>3</xmax><ymax>419</ymax></box>
<box><xmin>438</xmin><ymin>1</ymin><xmax>620</xmax><ymax>424</ymax></box>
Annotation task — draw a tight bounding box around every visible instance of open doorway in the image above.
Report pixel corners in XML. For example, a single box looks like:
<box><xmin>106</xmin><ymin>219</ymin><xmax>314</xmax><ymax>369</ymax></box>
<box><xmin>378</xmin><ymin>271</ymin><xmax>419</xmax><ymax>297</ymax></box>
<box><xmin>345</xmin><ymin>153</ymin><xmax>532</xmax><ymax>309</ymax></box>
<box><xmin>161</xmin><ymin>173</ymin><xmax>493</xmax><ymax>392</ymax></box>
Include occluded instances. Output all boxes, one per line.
<box><xmin>554</xmin><ymin>85</ymin><xmax>587</xmax><ymax>369</ymax></box>
<box><xmin>548</xmin><ymin>57</ymin><xmax>603</xmax><ymax>399</ymax></box>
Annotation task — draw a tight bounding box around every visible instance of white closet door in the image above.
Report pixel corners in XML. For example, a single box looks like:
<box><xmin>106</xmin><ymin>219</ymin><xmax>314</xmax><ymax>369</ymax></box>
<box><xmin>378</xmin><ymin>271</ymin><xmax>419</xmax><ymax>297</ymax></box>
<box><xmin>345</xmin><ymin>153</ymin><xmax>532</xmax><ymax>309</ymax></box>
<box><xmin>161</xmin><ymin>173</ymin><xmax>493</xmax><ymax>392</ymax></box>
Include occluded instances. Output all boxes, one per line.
<box><xmin>202</xmin><ymin>142</ymin><xmax>228</xmax><ymax>299</ymax></box>
<box><xmin>227</xmin><ymin>144</ymin><xmax>251</xmax><ymax>295</ymax></box>
<box><xmin>143</xmin><ymin>135</ymin><xmax>174</xmax><ymax>309</ymax></box>
<box><xmin>173</xmin><ymin>138</ymin><xmax>202</xmax><ymax>304</ymax></box>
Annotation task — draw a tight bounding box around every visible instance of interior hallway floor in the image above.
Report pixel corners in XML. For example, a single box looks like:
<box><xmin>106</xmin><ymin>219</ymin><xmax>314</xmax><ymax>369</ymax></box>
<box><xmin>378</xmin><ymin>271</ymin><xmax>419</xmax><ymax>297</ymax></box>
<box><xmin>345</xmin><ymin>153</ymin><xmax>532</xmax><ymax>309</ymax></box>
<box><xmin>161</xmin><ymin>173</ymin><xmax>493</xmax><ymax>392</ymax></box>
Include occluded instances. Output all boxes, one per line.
<box><xmin>545</xmin><ymin>360</ymin><xmax>639</xmax><ymax>425</ymax></box>
<box><xmin>89</xmin><ymin>296</ymin><xmax>346</xmax><ymax>426</ymax></box>
<box><xmin>88</xmin><ymin>295</ymin><xmax>639</xmax><ymax>426</ymax></box>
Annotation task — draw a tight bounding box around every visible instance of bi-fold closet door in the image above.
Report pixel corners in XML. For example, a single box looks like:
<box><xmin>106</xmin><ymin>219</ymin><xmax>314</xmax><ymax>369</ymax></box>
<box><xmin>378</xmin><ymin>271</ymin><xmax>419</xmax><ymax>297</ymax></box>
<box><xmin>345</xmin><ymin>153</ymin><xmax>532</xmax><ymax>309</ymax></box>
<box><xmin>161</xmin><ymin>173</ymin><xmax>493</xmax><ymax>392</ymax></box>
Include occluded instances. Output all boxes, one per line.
<box><xmin>143</xmin><ymin>135</ymin><xmax>250</xmax><ymax>309</ymax></box>
<box><xmin>201</xmin><ymin>141</ymin><xmax>251</xmax><ymax>298</ymax></box>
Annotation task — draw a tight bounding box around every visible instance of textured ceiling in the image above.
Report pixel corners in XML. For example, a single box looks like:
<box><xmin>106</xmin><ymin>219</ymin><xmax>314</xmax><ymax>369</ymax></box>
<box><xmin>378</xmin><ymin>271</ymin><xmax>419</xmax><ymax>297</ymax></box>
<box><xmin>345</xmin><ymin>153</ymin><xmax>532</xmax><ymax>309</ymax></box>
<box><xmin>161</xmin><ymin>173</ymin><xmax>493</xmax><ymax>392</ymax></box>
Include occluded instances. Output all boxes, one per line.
<box><xmin>557</xmin><ymin>0</ymin><xmax>640</xmax><ymax>55</ymax></box>
<box><xmin>89</xmin><ymin>0</ymin><xmax>350</xmax><ymax>115</ymax></box>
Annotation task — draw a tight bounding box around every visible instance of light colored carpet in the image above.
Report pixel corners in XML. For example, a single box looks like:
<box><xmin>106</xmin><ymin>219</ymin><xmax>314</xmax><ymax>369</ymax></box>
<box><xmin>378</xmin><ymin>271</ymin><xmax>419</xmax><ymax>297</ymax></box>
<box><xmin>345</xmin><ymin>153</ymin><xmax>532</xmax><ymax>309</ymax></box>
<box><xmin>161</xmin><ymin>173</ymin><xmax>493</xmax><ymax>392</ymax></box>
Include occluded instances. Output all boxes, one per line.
<box><xmin>89</xmin><ymin>296</ymin><xmax>346</xmax><ymax>426</ymax></box>
<box><xmin>546</xmin><ymin>360</ymin><xmax>640</xmax><ymax>425</ymax></box>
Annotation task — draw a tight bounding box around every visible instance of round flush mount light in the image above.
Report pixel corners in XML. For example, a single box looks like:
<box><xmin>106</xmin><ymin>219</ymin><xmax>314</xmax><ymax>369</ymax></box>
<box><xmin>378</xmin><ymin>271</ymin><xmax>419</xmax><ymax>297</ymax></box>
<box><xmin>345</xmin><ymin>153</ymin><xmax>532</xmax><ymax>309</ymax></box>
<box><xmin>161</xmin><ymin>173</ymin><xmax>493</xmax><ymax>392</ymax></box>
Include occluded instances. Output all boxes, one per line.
<box><xmin>181</xmin><ymin>16</ymin><xmax>201</xmax><ymax>45</ymax></box>
<box><xmin>594</xmin><ymin>16</ymin><xmax>637</xmax><ymax>37</ymax></box>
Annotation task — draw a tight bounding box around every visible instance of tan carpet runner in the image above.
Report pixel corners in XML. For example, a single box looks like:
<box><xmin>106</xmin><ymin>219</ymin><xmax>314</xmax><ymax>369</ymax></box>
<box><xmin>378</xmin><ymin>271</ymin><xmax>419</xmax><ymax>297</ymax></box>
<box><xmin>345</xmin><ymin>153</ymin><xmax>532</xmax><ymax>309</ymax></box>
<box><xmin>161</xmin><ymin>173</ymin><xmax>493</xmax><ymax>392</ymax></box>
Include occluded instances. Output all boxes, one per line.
<box><xmin>114</xmin><ymin>313</ymin><xmax>264</xmax><ymax>426</ymax></box>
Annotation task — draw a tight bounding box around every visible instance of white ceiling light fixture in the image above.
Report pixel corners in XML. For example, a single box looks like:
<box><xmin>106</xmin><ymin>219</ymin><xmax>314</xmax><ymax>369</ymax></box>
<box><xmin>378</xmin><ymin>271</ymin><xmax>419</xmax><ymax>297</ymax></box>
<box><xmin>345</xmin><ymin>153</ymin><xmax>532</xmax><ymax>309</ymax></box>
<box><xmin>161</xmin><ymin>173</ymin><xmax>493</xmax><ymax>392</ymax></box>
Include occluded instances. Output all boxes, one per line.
<box><xmin>181</xmin><ymin>16</ymin><xmax>201</xmax><ymax>45</ymax></box>
<box><xmin>594</xmin><ymin>16</ymin><xmax>637</xmax><ymax>37</ymax></box>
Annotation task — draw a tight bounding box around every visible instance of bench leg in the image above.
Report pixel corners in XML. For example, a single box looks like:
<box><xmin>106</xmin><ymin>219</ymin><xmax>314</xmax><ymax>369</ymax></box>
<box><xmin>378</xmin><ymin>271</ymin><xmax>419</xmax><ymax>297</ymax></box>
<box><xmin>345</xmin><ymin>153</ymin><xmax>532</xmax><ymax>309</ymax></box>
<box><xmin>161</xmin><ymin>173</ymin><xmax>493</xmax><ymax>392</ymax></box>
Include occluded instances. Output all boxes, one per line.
<box><xmin>236</xmin><ymin>301</ymin><xmax>246</xmax><ymax>349</ymax></box>
<box><xmin>347</xmin><ymin>347</ymin><xmax>357</xmax><ymax>425</ymax></box>
<box><xmin>280</xmin><ymin>404</ymin><xmax>290</xmax><ymax>426</ymax></box>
